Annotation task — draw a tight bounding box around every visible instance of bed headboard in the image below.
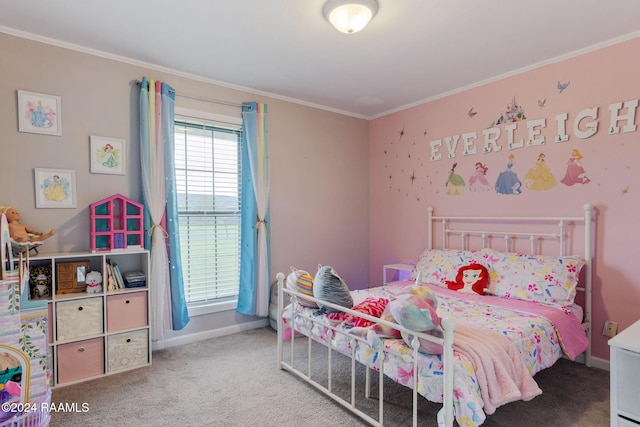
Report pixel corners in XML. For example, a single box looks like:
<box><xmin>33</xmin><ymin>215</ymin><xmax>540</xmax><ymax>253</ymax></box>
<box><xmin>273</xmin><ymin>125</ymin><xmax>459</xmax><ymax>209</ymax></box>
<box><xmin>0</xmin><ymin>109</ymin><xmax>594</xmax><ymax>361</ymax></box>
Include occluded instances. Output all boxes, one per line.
<box><xmin>426</xmin><ymin>204</ymin><xmax>594</xmax><ymax>366</ymax></box>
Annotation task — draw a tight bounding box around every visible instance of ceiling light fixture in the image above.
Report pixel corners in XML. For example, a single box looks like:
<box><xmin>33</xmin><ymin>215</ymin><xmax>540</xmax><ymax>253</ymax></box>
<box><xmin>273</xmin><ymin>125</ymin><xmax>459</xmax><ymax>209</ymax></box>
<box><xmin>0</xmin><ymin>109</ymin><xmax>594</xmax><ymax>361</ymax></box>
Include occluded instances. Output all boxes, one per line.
<box><xmin>323</xmin><ymin>0</ymin><xmax>379</xmax><ymax>34</ymax></box>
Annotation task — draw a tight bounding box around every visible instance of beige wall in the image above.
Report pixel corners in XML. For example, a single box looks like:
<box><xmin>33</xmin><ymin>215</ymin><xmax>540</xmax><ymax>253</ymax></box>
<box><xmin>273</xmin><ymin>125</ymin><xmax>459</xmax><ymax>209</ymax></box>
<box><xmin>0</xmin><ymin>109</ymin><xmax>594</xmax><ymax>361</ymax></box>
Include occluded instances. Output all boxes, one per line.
<box><xmin>0</xmin><ymin>33</ymin><xmax>369</xmax><ymax>340</ymax></box>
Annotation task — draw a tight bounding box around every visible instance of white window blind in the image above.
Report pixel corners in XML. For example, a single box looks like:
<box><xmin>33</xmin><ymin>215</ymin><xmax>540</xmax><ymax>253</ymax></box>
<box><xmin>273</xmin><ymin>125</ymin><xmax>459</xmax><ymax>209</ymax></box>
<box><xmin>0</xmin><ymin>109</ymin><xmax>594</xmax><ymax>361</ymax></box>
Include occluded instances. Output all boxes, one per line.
<box><xmin>174</xmin><ymin>114</ymin><xmax>242</xmax><ymax>304</ymax></box>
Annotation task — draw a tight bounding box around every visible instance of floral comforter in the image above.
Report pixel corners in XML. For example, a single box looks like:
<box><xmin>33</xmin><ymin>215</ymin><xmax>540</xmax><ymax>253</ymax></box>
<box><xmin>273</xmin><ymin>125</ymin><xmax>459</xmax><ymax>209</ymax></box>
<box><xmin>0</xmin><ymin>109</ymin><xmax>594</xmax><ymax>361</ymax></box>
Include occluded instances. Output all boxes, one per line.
<box><xmin>283</xmin><ymin>281</ymin><xmax>587</xmax><ymax>427</ymax></box>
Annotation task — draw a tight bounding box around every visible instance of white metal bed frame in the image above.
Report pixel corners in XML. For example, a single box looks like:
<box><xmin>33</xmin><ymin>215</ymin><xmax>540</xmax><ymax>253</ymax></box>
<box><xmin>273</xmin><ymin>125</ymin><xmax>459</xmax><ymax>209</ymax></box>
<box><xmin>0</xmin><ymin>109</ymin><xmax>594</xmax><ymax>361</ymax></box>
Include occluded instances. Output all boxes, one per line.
<box><xmin>276</xmin><ymin>204</ymin><xmax>594</xmax><ymax>427</ymax></box>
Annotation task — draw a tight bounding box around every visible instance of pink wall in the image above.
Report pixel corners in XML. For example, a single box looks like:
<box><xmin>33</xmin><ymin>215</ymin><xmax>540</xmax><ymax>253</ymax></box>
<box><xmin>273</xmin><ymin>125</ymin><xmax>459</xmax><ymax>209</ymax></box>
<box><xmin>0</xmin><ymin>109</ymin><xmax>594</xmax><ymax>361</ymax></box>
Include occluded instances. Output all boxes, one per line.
<box><xmin>369</xmin><ymin>37</ymin><xmax>640</xmax><ymax>361</ymax></box>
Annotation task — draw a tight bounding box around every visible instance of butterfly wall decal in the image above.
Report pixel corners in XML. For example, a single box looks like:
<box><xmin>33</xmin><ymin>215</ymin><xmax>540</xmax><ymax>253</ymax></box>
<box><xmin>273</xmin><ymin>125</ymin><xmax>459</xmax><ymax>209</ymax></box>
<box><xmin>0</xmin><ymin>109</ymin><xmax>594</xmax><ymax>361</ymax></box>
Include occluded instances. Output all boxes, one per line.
<box><xmin>557</xmin><ymin>81</ymin><xmax>570</xmax><ymax>94</ymax></box>
<box><xmin>468</xmin><ymin>108</ymin><xmax>477</xmax><ymax>118</ymax></box>
<box><xmin>538</xmin><ymin>98</ymin><xmax>546</xmax><ymax>108</ymax></box>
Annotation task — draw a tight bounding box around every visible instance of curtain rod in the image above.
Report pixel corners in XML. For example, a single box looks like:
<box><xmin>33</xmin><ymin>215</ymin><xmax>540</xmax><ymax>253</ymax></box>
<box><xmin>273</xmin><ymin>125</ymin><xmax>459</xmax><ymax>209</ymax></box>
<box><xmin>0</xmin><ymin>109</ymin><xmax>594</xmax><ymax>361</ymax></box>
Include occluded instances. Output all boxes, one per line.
<box><xmin>134</xmin><ymin>80</ymin><xmax>242</xmax><ymax>109</ymax></box>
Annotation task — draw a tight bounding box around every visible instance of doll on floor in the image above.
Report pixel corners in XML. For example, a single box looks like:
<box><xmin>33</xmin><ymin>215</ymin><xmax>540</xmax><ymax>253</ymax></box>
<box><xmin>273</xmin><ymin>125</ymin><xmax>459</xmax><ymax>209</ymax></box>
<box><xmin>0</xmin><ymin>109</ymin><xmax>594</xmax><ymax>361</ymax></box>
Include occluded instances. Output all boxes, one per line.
<box><xmin>445</xmin><ymin>263</ymin><xmax>489</xmax><ymax>295</ymax></box>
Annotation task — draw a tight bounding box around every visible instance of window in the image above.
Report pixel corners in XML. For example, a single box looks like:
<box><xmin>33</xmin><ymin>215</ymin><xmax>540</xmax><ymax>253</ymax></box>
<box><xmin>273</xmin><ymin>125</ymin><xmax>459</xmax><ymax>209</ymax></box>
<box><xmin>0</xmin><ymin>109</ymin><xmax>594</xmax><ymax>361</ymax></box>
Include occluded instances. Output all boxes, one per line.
<box><xmin>174</xmin><ymin>113</ymin><xmax>242</xmax><ymax>308</ymax></box>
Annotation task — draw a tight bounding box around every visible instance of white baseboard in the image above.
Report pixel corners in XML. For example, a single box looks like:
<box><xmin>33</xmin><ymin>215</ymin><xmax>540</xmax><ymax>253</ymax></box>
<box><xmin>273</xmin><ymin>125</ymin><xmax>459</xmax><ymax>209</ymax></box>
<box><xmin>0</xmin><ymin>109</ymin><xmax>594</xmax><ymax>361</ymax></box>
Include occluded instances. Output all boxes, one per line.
<box><xmin>573</xmin><ymin>354</ymin><xmax>610</xmax><ymax>371</ymax></box>
<box><xmin>590</xmin><ymin>355</ymin><xmax>610</xmax><ymax>371</ymax></box>
<box><xmin>151</xmin><ymin>318</ymin><xmax>270</xmax><ymax>351</ymax></box>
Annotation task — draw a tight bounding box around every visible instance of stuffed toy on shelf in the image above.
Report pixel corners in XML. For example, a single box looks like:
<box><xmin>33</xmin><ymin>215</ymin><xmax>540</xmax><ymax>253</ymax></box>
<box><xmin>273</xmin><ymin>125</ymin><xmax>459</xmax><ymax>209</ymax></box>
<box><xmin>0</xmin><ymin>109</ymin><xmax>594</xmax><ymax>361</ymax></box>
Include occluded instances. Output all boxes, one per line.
<box><xmin>85</xmin><ymin>271</ymin><xmax>103</xmax><ymax>294</ymax></box>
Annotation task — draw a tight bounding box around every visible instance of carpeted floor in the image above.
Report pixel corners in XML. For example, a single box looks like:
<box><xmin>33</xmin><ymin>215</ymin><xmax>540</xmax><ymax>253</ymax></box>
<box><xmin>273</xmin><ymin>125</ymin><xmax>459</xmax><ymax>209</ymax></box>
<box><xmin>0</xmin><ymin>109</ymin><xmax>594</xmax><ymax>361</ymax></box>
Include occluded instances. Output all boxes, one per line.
<box><xmin>50</xmin><ymin>327</ymin><xmax>610</xmax><ymax>426</ymax></box>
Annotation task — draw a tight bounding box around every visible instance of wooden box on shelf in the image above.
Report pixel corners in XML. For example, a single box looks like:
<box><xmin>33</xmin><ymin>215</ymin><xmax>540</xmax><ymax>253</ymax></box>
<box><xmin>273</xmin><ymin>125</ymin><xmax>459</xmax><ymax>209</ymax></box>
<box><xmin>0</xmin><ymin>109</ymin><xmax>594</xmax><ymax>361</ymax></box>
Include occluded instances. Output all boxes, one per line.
<box><xmin>56</xmin><ymin>260</ymin><xmax>90</xmax><ymax>294</ymax></box>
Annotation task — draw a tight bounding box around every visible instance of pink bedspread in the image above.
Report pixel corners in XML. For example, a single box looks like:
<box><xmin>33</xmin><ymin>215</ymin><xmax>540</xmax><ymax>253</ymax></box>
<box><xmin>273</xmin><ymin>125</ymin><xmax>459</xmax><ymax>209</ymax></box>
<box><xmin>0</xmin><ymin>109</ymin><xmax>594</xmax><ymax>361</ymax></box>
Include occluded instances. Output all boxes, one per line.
<box><xmin>428</xmin><ymin>285</ymin><xmax>589</xmax><ymax>360</ymax></box>
<box><xmin>454</xmin><ymin>322</ymin><xmax>542</xmax><ymax>415</ymax></box>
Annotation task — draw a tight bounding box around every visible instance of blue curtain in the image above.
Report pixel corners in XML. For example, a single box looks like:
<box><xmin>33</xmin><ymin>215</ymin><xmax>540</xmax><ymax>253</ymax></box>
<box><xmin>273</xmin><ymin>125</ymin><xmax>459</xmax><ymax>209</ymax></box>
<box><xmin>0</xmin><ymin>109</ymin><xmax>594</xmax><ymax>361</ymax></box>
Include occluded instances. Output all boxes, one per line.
<box><xmin>140</xmin><ymin>76</ymin><xmax>189</xmax><ymax>335</ymax></box>
<box><xmin>163</xmin><ymin>86</ymin><xmax>189</xmax><ymax>331</ymax></box>
<box><xmin>238</xmin><ymin>135</ymin><xmax>257</xmax><ymax>315</ymax></box>
<box><xmin>237</xmin><ymin>102</ymin><xmax>270</xmax><ymax>316</ymax></box>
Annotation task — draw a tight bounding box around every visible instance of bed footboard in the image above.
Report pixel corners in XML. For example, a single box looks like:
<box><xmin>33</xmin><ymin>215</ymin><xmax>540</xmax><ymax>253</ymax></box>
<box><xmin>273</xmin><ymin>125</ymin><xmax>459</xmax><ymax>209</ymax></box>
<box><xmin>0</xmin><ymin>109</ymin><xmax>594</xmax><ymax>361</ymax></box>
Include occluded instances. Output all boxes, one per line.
<box><xmin>276</xmin><ymin>272</ymin><xmax>456</xmax><ymax>427</ymax></box>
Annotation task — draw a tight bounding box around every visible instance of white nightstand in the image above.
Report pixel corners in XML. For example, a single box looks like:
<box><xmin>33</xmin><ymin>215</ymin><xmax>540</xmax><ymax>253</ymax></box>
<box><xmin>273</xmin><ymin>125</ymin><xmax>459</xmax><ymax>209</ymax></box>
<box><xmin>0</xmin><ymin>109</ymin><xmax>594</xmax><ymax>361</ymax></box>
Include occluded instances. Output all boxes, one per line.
<box><xmin>383</xmin><ymin>264</ymin><xmax>414</xmax><ymax>285</ymax></box>
<box><xmin>609</xmin><ymin>319</ymin><xmax>640</xmax><ymax>426</ymax></box>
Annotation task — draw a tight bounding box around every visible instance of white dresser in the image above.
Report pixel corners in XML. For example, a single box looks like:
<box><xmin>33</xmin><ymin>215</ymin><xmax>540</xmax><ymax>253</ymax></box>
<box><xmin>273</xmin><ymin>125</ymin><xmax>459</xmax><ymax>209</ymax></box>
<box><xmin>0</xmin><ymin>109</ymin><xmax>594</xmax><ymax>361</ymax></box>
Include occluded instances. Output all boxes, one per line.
<box><xmin>609</xmin><ymin>320</ymin><xmax>640</xmax><ymax>426</ymax></box>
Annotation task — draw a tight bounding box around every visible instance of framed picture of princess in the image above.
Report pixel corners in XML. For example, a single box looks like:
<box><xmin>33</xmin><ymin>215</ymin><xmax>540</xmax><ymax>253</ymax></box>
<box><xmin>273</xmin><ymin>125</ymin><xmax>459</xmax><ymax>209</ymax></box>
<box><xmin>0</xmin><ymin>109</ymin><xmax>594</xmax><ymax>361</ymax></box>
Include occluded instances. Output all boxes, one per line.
<box><xmin>90</xmin><ymin>136</ymin><xmax>126</xmax><ymax>175</ymax></box>
<box><xmin>34</xmin><ymin>168</ymin><xmax>77</xmax><ymax>208</ymax></box>
<box><xmin>17</xmin><ymin>90</ymin><xmax>62</xmax><ymax>136</ymax></box>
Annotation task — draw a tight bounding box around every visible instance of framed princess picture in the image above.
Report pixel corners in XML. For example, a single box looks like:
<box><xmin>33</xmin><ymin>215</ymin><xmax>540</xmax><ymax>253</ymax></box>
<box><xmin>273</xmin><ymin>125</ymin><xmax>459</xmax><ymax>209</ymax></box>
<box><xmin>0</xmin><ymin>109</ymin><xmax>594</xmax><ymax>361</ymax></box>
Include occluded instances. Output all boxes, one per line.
<box><xmin>34</xmin><ymin>168</ymin><xmax>77</xmax><ymax>208</ymax></box>
<box><xmin>17</xmin><ymin>90</ymin><xmax>62</xmax><ymax>136</ymax></box>
<box><xmin>90</xmin><ymin>136</ymin><xmax>126</xmax><ymax>175</ymax></box>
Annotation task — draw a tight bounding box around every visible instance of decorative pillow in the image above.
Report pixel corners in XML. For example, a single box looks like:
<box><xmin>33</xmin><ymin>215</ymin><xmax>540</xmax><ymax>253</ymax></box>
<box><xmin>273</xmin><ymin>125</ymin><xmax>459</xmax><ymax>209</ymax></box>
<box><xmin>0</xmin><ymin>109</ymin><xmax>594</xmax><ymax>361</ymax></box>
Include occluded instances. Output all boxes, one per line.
<box><xmin>480</xmin><ymin>247</ymin><xmax>585</xmax><ymax>308</ymax></box>
<box><xmin>327</xmin><ymin>297</ymin><xmax>388</xmax><ymax>327</ymax></box>
<box><xmin>388</xmin><ymin>293</ymin><xmax>443</xmax><ymax>354</ymax></box>
<box><xmin>286</xmin><ymin>267</ymin><xmax>317</xmax><ymax>308</ymax></box>
<box><xmin>388</xmin><ymin>283</ymin><xmax>439</xmax><ymax>307</ymax></box>
<box><xmin>371</xmin><ymin>284</ymin><xmax>440</xmax><ymax>339</ymax></box>
<box><xmin>411</xmin><ymin>248</ymin><xmax>481</xmax><ymax>287</ymax></box>
<box><xmin>313</xmin><ymin>265</ymin><xmax>353</xmax><ymax>313</ymax></box>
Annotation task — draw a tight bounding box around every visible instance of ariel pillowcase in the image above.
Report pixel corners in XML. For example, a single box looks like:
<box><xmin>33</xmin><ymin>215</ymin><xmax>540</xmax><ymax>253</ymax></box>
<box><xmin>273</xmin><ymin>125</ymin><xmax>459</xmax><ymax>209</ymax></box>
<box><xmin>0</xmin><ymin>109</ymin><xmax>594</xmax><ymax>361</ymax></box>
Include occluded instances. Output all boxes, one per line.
<box><xmin>412</xmin><ymin>248</ymin><xmax>481</xmax><ymax>287</ymax></box>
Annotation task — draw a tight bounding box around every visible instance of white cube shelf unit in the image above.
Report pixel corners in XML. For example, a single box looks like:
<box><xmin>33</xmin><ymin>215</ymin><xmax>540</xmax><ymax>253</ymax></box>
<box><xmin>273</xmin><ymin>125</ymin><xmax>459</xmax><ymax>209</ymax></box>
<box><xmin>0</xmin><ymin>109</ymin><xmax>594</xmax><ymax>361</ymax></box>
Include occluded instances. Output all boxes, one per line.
<box><xmin>23</xmin><ymin>249</ymin><xmax>151</xmax><ymax>387</ymax></box>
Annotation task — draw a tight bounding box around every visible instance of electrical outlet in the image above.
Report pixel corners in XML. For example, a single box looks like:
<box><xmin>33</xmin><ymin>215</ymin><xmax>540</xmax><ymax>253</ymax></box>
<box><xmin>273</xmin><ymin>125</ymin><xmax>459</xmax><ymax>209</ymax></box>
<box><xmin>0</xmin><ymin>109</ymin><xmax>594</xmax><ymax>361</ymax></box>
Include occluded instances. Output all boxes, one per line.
<box><xmin>603</xmin><ymin>321</ymin><xmax>618</xmax><ymax>337</ymax></box>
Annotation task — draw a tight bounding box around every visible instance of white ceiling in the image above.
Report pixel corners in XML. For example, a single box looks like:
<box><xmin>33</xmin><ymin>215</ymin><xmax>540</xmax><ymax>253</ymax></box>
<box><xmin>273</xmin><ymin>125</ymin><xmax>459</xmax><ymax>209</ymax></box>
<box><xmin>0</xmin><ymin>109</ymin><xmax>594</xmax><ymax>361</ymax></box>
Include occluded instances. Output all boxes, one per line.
<box><xmin>2</xmin><ymin>0</ymin><xmax>640</xmax><ymax>119</ymax></box>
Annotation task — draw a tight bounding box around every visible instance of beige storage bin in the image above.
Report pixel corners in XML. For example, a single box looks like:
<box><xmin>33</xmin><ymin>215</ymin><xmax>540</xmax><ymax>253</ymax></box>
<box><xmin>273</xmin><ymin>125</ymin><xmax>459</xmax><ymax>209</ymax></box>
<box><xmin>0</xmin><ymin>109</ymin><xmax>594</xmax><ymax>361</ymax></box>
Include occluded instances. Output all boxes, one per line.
<box><xmin>107</xmin><ymin>329</ymin><xmax>149</xmax><ymax>372</ymax></box>
<box><xmin>56</xmin><ymin>297</ymin><xmax>103</xmax><ymax>341</ymax></box>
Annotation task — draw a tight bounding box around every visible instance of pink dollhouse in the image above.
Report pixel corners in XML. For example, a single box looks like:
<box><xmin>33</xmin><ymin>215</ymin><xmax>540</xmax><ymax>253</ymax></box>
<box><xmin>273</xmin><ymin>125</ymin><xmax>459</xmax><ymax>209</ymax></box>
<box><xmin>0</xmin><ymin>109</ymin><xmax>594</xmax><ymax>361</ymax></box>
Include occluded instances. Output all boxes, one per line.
<box><xmin>90</xmin><ymin>194</ymin><xmax>144</xmax><ymax>252</ymax></box>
